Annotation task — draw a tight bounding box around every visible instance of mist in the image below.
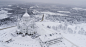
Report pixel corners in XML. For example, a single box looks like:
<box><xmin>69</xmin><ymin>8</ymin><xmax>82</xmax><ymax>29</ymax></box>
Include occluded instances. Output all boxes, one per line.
<box><xmin>0</xmin><ymin>0</ymin><xmax>86</xmax><ymax>6</ymax></box>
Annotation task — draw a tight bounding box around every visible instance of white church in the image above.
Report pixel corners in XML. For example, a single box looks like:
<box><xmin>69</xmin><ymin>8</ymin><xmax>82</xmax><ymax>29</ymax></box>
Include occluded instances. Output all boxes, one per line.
<box><xmin>16</xmin><ymin>9</ymin><xmax>36</xmax><ymax>36</ymax></box>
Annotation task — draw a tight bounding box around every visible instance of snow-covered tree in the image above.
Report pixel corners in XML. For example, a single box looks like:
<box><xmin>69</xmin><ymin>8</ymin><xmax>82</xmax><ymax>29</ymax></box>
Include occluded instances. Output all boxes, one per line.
<box><xmin>68</xmin><ymin>28</ymin><xmax>73</xmax><ymax>34</ymax></box>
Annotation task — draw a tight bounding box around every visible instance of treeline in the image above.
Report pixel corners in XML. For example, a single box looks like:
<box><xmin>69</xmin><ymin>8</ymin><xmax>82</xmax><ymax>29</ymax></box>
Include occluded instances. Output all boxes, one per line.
<box><xmin>46</xmin><ymin>24</ymin><xmax>86</xmax><ymax>35</ymax></box>
<box><xmin>0</xmin><ymin>17</ymin><xmax>17</xmax><ymax>26</ymax></box>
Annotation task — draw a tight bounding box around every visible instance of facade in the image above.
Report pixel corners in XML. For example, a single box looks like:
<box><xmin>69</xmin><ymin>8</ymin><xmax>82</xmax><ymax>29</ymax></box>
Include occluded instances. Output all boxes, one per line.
<box><xmin>16</xmin><ymin>10</ymin><xmax>36</xmax><ymax>36</ymax></box>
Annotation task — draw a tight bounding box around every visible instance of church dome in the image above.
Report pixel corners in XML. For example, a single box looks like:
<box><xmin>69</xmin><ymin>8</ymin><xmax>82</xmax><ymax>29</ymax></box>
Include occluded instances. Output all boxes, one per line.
<box><xmin>23</xmin><ymin>12</ymin><xmax>30</xmax><ymax>17</ymax></box>
<box><xmin>22</xmin><ymin>9</ymin><xmax>30</xmax><ymax>18</ymax></box>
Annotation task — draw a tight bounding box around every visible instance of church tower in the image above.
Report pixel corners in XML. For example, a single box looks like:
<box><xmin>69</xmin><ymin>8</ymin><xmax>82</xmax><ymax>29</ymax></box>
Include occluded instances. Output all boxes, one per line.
<box><xmin>16</xmin><ymin>9</ymin><xmax>36</xmax><ymax>36</ymax></box>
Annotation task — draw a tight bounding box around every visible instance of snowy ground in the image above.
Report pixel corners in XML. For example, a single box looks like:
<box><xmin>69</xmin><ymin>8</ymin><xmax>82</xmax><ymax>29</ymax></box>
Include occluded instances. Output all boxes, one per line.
<box><xmin>0</xmin><ymin>22</ymin><xmax>86</xmax><ymax>47</ymax></box>
<box><xmin>36</xmin><ymin>22</ymin><xmax>86</xmax><ymax>47</ymax></box>
<box><xmin>5</xmin><ymin>36</ymin><xmax>41</xmax><ymax>47</ymax></box>
<box><xmin>0</xmin><ymin>14</ymin><xmax>8</xmax><ymax>19</ymax></box>
<box><xmin>63</xmin><ymin>34</ymin><xmax>86</xmax><ymax>47</ymax></box>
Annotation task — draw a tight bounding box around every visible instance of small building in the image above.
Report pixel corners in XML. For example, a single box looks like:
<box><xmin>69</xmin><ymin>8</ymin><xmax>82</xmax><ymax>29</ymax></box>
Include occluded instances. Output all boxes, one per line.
<box><xmin>39</xmin><ymin>33</ymin><xmax>63</xmax><ymax>47</ymax></box>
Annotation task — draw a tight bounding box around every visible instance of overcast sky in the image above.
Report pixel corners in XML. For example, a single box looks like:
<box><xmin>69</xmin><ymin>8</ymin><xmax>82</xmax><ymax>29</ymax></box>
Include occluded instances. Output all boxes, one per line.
<box><xmin>0</xmin><ymin>0</ymin><xmax>86</xmax><ymax>6</ymax></box>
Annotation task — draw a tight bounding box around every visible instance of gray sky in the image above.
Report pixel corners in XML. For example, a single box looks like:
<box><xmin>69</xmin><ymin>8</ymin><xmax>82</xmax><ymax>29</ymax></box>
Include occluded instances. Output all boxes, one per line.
<box><xmin>0</xmin><ymin>0</ymin><xmax>86</xmax><ymax>6</ymax></box>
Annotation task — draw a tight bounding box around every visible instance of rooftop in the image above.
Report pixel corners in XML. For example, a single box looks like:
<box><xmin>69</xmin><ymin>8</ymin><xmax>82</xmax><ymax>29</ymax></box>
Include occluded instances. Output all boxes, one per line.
<box><xmin>23</xmin><ymin>9</ymin><xmax>30</xmax><ymax>17</ymax></box>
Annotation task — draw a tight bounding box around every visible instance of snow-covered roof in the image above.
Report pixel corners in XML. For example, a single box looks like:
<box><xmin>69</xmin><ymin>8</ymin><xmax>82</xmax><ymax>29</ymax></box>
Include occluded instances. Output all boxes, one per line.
<box><xmin>39</xmin><ymin>33</ymin><xmax>62</xmax><ymax>42</ymax></box>
<box><xmin>22</xmin><ymin>9</ymin><xmax>30</xmax><ymax>17</ymax></box>
<box><xmin>23</xmin><ymin>12</ymin><xmax>30</xmax><ymax>17</ymax></box>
